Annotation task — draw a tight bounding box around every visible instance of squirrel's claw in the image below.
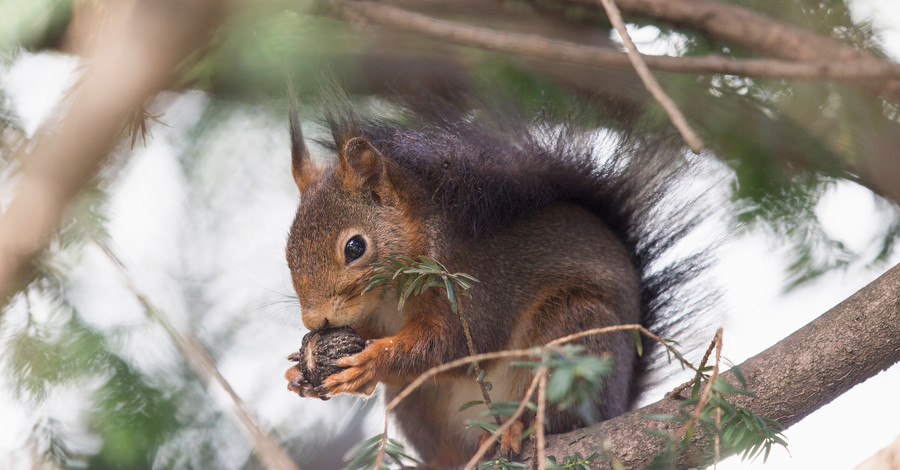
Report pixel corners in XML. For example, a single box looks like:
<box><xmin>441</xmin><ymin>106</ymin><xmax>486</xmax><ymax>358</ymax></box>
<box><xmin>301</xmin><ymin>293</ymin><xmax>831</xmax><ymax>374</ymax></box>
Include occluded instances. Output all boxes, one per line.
<box><xmin>477</xmin><ymin>420</ymin><xmax>525</xmax><ymax>456</ymax></box>
<box><xmin>284</xmin><ymin>364</ymin><xmax>330</xmax><ymax>401</ymax></box>
<box><xmin>319</xmin><ymin>338</ymin><xmax>389</xmax><ymax>396</ymax></box>
<box><xmin>286</xmin><ymin>351</ymin><xmax>304</xmax><ymax>362</ymax></box>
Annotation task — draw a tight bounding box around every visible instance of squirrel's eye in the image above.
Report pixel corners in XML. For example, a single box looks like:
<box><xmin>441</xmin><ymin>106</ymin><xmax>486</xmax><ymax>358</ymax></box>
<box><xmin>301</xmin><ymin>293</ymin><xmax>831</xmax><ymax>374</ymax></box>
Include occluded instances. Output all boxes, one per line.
<box><xmin>344</xmin><ymin>235</ymin><xmax>366</xmax><ymax>263</ymax></box>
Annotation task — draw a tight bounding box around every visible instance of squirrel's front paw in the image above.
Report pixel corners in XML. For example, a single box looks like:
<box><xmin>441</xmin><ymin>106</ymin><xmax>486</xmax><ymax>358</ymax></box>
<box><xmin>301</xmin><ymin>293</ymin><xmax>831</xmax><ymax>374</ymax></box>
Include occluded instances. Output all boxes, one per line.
<box><xmin>319</xmin><ymin>338</ymin><xmax>391</xmax><ymax>396</ymax></box>
<box><xmin>285</xmin><ymin>354</ymin><xmax>330</xmax><ymax>400</ymax></box>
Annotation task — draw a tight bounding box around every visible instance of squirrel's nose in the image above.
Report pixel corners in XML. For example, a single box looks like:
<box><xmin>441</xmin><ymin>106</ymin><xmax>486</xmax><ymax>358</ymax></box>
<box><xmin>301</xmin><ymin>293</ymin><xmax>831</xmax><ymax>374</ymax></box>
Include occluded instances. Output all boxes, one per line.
<box><xmin>301</xmin><ymin>308</ymin><xmax>329</xmax><ymax>331</ymax></box>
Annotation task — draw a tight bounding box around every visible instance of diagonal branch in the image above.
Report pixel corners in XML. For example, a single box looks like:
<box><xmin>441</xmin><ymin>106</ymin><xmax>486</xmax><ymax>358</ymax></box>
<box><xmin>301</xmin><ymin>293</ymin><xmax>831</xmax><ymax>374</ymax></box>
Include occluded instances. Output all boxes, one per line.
<box><xmin>596</xmin><ymin>0</ymin><xmax>703</xmax><ymax>152</ymax></box>
<box><xmin>98</xmin><ymin>240</ymin><xmax>301</xmax><ymax>470</ymax></box>
<box><xmin>0</xmin><ymin>0</ymin><xmax>224</xmax><ymax>304</ymax></box>
<box><xmin>579</xmin><ymin>0</ymin><xmax>870</xmax><ymax>62</ymax></box>
<box><xmin>518</xmin><ymin>261</ymin><xmax>900</xmax><ymax>468</ymax></box>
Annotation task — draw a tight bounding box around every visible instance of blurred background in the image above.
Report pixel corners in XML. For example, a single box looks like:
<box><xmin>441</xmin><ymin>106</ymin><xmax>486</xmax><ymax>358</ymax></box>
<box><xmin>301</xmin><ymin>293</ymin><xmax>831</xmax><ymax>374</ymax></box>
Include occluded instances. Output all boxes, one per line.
<box><xmin>1</xmin><ymin>0</ymin><xmax>900</xmax><ymax>468</ymax></box>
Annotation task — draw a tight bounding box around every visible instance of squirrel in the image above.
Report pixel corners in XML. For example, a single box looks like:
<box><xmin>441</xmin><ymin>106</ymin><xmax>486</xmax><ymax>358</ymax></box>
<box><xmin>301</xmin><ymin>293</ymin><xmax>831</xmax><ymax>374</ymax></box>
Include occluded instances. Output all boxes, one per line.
<box><xmin>282</xmin><ymin>90</ymin><xmax>708</xmax><ymax>469</ymax></box>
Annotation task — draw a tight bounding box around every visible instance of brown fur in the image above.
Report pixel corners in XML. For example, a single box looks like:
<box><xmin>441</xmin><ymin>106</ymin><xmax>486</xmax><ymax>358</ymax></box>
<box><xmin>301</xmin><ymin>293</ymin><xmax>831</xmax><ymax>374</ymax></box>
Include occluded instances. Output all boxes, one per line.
<box><xmin>282</xmin><ymin>93</ymin><xmax>712</xmax><ymax>468</ymax></box>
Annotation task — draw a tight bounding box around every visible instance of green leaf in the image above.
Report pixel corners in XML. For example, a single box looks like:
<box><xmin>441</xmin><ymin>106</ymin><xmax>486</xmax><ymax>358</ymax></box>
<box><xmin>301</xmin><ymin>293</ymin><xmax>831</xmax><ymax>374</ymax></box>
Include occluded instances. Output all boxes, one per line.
<box><xmin>459</xmin><ymin>400</ymin><xmax>484</xmax><ymax>412</ymax></box>
<box><xmin>465</xmin><ymin>419</ymin><xmax>499</xmax><ymax>434</ymax></box>
<box><xmin>444</xmin><ymin>275</ymin><xmax>457</xmax><ymax>313</ymax></box>
<box><xmin>731</xmin><ymin>365</ymin><xmax>747</xmax><ymax>387</ymax></box>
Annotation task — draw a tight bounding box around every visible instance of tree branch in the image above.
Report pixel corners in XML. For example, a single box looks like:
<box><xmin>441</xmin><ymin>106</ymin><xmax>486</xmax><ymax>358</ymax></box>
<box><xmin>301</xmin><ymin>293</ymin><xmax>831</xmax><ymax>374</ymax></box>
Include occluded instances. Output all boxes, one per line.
<box><xmin>574</xmin><ymin>0</ymin><xmax>900</xmax><ymax>98</ymax></box>
<box><xmin>596</xmin><ymin>0</ymin><xmax>703</xmax><ymax>152</ymax></box>
<box><xmin>325</xmin><ymin>2</ymin><xmax>900</xmax><ymax>206</ymax></box>
<box><xmin>580</xmin><ymin>0</ymin><xmax>869</xmax><ymax>62</ymax></box>
<box><xmin>516</xmin><ymin>261</ymin><xmax>900</xmax><ymax>468</ymax></box>
<box><xmin>328</xmin><ymin>1</ymin><xmax>900</xmax><ymax>83</ymax></box>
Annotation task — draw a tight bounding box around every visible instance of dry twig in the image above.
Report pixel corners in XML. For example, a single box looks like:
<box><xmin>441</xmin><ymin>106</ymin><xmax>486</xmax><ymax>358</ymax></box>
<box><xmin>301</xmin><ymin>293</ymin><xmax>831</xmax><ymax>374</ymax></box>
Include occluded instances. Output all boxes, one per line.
<box><xmin>536</xmin><ymin>371</ymin><xmax>549</xmax><ymax>470</ymax></box>
<box><xmin>667</xmin><ymin>328</ymin><xmax>719</xmax><ymax>398</ymax></box>
<box><xmin>673</xmin><ymin>328</ymin><xmax>723</xmax><ymax>441</ymax></box>
<box><xmin>595</xmin><ymin>0</ymin><xmax>703</xmax><ymax>153</ymax></box>
<box><xmin>374</xmin><ymin>323</ymin><xmax>696</xmax><ymax>468</ymax></box>
<box><xmin>97</xmin><ymin>240</ymin><xmax>301</xmax><ymax>470</ymax></box>
<box><xmin>460</xmin><ymin>368</ymin><xmax>547</xmax><ymax>470</ymax></box>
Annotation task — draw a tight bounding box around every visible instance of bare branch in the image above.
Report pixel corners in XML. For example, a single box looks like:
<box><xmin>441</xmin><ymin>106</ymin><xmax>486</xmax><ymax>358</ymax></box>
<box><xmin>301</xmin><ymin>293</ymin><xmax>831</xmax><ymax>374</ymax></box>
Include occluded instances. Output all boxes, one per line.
<box><xmin>596</xmin><ymin>0</ymin><xmax>703</xmax><ymax>152</ymax></box>
<box><xmin>327</xmin><ymin>1</ymin><xmax>900</xmax><ymax>83</ymax></box>
<box><xmin>460</xmin><ymin>368</ymin><xmax>546</xmax><ymax>470</ymax></box>
<box><xmin>673</xmin><ymin>328</ymin><xmax>721</xmax><ymax>440</ymax></box>
<box><xmin>536</xmin><ymin>372</ymin><xmax>548</xmax><ymax>470</ymax></box>
<box><xmin>570</xmin><ymin>0</ymin><xmax>900</xmax><ymax>97</ymax></box>
<box><xmin>579</xmin><ymin>0</ymin><xmax>870</xmax><ymax>62</ymax></box>
<box><xmin>374</xmin><ymin>323</ymin><xmax>691</xmax><ymax>469</ymax></box>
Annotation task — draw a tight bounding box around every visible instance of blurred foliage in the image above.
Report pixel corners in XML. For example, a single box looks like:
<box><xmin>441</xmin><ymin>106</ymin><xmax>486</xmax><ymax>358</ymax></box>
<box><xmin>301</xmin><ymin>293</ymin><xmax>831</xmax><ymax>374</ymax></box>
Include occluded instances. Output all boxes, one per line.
<box><xmin>1</xmin><ymin>0</ymin><xmax>900</xmax><ymax>468</ymax></box>
<box><xmin>0</xmin><ymin>0</ymin><xmax>73</xmax><ymax>53</ymax></box>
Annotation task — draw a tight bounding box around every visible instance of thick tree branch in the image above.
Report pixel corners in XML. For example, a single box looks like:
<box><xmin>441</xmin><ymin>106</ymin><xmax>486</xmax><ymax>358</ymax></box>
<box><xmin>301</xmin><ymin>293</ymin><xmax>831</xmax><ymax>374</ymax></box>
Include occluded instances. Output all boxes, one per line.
<box><xmin>514</xmin><ymin>261</ymin><xmax>900</xmax><ymax>468</ymax></box>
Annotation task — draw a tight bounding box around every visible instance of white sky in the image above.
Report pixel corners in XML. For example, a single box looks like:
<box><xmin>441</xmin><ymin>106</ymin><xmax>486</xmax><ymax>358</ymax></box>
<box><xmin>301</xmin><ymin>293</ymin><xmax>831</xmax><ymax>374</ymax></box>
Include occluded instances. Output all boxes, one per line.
<box><xmin>3</xmin><ymin>2</ymin><xmax>900</xmax><ymax>467</ymax></box>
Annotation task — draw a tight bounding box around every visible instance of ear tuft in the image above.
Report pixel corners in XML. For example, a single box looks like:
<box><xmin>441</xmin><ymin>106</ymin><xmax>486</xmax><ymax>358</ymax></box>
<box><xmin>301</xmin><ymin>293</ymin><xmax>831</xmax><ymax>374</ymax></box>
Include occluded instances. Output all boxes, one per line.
<box><xmin>339</xmin><ymin>137</ymin><xmax>385</xmax><ymax>189</ymax></box>
<box><xmin>289</xmin><ymin>90</ymin><xmax>320</xmax><ymax>192</ymax></box>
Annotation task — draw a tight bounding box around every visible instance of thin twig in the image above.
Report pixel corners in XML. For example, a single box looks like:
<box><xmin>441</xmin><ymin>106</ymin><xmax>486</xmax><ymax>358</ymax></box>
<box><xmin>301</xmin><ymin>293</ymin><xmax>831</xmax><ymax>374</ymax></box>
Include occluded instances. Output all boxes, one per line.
<box><xmin>668</xmin><ymin>329</ymin><xmax>718</xmax><ymax>398</ymax></box>
<box><xmin>374</xmin><ymin>323</ymin><xmax>696</xmax><ymax>467</ymax></box>
<box><xmin>373</xmin><ymin>348</ymin><xmax>534</xmax><ymax>469</ymax></box>
<box><xmin>596</xmin><ymin>0</ymin><xmax>703</xmax><ymax>153</ymax></box>
<box><xmin>96</xmin><ymin>240</ymin><xmax>301</xmax><ymax>470</ymax></box>
<box><xmin>461</xmin><ymin>367</ymin><xmax>547</xmax><ymax>470</ymax></box>
<box><xmin>547</xmin><ymin>324</ymin><xmax>698</xmax><ymax>372</ymax></box>
<box><xmin>673</xmin><ymin>328</ymin><xmax>723</xmax><ymax>441</ymax></box>
<box><xmin>457</xmin><ymin>307</ymin><xmax>502</xmax><ymax>426</ymax></box>
<box><xmin>536</xmin><ymin>371</ymin><xmax>549</xmax><ymax>470</ymax></box>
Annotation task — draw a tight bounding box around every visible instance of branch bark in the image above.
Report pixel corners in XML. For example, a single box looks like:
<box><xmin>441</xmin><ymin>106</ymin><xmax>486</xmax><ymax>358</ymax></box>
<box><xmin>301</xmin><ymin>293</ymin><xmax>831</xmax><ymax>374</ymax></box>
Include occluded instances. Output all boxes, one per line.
<box><xmin>513</xmin><ymin>261</ymin><xmax>900</xmax><ymax>468</ymax></box>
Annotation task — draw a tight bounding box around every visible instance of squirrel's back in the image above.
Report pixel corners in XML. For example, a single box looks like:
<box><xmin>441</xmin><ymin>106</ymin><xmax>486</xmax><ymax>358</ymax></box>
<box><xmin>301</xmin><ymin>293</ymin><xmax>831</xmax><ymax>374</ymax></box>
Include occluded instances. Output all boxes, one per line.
<box><xmin>318</xmin><ymin>94</ymin><xmax>710</xmax><ymax>352</ymax></box>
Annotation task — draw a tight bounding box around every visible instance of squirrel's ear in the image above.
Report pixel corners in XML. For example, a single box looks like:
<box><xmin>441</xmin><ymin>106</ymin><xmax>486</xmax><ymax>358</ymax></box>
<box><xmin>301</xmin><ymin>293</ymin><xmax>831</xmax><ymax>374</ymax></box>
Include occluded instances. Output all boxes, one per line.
<box><xmin>338</xmin><ymin>137</ymin><xmax>388</xmax><ymax>191</ymax></box>
<box><xmin>289</xmin><ymin>104</ymin><xmax>320</xmax><ymax>192</ymax></box>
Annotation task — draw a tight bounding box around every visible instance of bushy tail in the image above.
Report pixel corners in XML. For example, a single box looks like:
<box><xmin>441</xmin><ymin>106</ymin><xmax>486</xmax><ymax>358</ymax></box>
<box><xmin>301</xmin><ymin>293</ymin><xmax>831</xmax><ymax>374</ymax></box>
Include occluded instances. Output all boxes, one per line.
<box><xmin>315</xmin><ymin>84</ymin><xmax>720</xmax><ymax>395</ymax></box>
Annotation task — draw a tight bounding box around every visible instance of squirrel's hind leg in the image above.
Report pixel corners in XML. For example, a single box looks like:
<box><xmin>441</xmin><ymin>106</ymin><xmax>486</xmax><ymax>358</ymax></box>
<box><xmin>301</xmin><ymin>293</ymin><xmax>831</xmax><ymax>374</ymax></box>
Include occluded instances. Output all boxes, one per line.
<box><xmin>525</xmin><ymin>287</ymin><xmax>640</xmax><ymax>431</ymax></box>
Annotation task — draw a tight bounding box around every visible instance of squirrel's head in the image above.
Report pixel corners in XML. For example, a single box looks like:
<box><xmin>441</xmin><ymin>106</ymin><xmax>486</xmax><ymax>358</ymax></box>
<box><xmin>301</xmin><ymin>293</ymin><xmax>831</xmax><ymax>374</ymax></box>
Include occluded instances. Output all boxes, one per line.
<box><xmin>286</xmin><ymin>119</ymin><xmax>426</xmax><ymax>334</ymax></box>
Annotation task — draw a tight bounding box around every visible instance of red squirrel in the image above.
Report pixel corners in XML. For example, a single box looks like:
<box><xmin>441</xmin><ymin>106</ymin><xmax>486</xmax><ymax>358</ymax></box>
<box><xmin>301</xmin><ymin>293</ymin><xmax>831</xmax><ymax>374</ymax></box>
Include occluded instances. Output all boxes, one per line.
<box><xmin>282</xmin><ymin>92</ymin><xmax>708</xmax><ymax>468</ymax></box>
